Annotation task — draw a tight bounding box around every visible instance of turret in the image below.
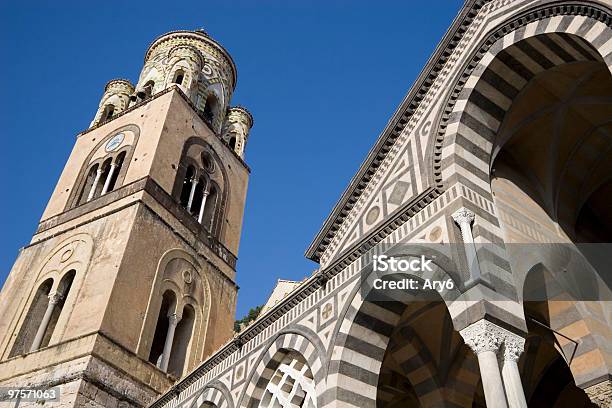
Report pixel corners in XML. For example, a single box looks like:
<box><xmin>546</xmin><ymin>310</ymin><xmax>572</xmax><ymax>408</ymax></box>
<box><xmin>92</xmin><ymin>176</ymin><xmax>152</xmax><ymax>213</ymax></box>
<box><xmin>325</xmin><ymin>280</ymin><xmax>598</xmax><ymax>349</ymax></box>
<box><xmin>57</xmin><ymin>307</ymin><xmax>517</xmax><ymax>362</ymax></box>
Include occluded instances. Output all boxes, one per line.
<box><xmin>222</xmin><ymin>106</ymin><xmax>253</xmax><ymax>158</ymax></box>
<box><xmin>90</xmin><ymin>79</ymin><xmax>134</xmax><ymax>127</ymax></box>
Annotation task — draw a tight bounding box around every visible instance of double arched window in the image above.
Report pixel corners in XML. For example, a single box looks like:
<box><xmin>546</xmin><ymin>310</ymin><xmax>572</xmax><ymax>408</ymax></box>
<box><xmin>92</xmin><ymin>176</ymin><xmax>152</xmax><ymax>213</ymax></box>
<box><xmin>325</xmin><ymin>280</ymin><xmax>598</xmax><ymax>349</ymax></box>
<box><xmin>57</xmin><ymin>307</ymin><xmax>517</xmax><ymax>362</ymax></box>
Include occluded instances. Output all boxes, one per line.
<box><xmin>148</xmin><ymin>290</ymin><xmax>196</xmax><ymax>377</ymax></box>
<box><xmin>178</xmin><ymin>161</ymin><xmax>219</xmax><ymax>231</ymax></box>
<box><xmin>77</xmin><ymin>150</ymin><xmax>127</xmax><ymax>205</ymax></box>
<box><xmin>10</xmin><ymin>270</ymin><xmax>76</xmax><ymax>357</ymax></box>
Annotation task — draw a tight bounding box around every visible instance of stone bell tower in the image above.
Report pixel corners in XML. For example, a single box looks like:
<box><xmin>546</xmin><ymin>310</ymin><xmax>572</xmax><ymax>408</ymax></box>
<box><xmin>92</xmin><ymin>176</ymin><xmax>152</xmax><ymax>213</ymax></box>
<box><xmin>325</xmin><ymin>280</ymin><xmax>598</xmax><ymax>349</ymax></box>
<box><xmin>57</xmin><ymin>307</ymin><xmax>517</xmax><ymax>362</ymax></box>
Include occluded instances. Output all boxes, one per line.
<box><xmin>0</xmin><ymin>29</ymin><xmax>252</xmax><ymax>407</ymax></box>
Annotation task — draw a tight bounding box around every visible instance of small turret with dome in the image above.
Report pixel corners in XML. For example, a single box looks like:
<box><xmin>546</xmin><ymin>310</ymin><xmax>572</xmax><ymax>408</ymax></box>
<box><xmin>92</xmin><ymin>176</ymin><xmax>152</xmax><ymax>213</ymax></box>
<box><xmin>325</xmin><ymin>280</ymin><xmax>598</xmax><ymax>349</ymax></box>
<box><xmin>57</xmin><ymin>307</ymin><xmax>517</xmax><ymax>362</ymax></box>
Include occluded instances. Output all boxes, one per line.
<box><xmin>90</xmin><ymin>79</ymin><xmax>135</xmax><ymax>127</ymax></box>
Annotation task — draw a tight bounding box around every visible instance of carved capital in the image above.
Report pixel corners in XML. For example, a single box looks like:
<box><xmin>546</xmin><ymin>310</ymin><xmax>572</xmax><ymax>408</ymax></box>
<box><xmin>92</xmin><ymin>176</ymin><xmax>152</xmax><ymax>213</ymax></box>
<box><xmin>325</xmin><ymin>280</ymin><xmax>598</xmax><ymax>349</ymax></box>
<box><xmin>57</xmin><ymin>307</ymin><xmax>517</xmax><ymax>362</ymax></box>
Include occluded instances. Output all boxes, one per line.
<box><xmin>451</xmin><ymin>207</ymin><xmax>475</xmax><ymax>226</ymax></box>
<box><xmin>585</xmin><ymin>379</ymin><xmax>612</xmax><ymax>407</ymax></box>
<box><xmin>502</xmin><ymin>332</ymin><xmax>525</xmax><ymax>362</ymax></box>
<box><xmin>459</xmin><ymin>320</ymin><xmax>504</xmax><ymax>354</ymax></box>
<box><xmin>48</xmin><ymin>292</ymin><xmax>64</xmax><ymax>305</ymax></box>
<box><xmin>167</xmin><ymin>313</ymin><xmax>180</xmax><ymax>326</ymax></box>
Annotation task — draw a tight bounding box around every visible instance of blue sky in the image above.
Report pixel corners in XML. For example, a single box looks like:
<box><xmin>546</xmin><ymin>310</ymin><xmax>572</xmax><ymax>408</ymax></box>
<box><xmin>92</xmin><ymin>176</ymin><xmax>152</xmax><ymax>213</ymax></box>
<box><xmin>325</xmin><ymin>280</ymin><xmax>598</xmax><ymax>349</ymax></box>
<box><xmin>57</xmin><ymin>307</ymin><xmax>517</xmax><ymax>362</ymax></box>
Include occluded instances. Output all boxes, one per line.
<box><xmin>0</xmin><ymin>1</ymin><xmax>462</xmax><ymax>318</ymax></box>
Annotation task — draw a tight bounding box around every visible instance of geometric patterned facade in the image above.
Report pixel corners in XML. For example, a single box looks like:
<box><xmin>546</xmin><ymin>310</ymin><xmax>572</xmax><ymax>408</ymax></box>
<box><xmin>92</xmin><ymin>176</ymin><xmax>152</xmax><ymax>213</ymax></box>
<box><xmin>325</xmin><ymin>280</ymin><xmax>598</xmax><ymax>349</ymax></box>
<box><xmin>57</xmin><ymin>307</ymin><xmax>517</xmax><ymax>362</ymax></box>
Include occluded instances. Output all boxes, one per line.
<box><xmin>0</xmin><ymin>1</ymin><xmax>610</xmax><ymax>408</ymax></box>
<box><xmin>150</xmin><ymin>1</ymin><xmax>612</xmax><ymax>408</ymax></box>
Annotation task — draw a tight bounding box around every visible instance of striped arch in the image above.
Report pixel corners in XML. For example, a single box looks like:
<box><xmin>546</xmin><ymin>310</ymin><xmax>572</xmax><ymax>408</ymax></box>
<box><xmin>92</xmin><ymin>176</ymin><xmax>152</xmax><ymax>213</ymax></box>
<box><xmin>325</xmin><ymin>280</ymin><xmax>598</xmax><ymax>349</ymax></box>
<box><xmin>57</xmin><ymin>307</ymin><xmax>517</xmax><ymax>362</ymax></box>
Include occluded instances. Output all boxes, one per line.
<box><xmin>438</xmin><ymin>5</ymin><xmax>612</xmax><ymax>193</ymax></box>
<box><xmin>239</xmin><ymin>331</ymin><xmax>326</xmax><ymax>408</ymax></box>
<box><xmin>326</xmin><ymin>251</ymin><xmax>467</xmax><ymax>408</ymax></box>
<box><xmin>521</xmin><ymin>262</ymin><xmax>612</xmax><ymax>390</ymax></box>
<box><xmin>191</xmin><ymin>381</ymin><xmax>234</xmax><ymax>408</ymax></box>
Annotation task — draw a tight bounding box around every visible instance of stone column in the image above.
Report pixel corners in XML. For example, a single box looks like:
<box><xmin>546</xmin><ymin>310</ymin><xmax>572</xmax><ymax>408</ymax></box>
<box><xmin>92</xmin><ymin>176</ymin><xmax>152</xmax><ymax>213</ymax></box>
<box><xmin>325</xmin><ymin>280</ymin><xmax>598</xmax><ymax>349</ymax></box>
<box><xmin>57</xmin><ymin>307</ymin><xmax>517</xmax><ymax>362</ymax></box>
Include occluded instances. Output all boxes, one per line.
<box><xmin>159</xmin><ymin>313</ymin><xmax>180</xmax><ymax>372</ymax></box>
<box><xmin>100</xmin><ymin>163</ymin><xmax>118</xmax><ymax>195</ymax></box>
<box><xmin>30</xmin><ymin>292</ymin><xmax>63</xmax><ymax>352</ymax></box>
<box><xmin>452</xmin><ymin>207</ymin><xmax>482</xmax><ymax>283</ymax></box>
<box><xmin>186</xmin><ymin>178</ymin><xmax>198</xmax><ymax>213</ymax></box>
<box><xmin>501</xmin><ymin>334</ymin><xmax>527</xmax><ymax>408</ymax></box>
<box><xmin>584</xmin><ymin>379</ymin><xmax>612</xmax><ymax>407</ymax></box>
<box><xmin>197</xmin><ymin>190</ymin><xmax>210</xmax><ymax>224</ymax></box>
<box><xmin>460</xmin><ymin>320</ymin><xmax>508</xmax><ymax>408</ymax></box>
<box><xmin>86</xmin><ymin>168</ymin><xmax>104</xmax><ymax>202</ymax></box>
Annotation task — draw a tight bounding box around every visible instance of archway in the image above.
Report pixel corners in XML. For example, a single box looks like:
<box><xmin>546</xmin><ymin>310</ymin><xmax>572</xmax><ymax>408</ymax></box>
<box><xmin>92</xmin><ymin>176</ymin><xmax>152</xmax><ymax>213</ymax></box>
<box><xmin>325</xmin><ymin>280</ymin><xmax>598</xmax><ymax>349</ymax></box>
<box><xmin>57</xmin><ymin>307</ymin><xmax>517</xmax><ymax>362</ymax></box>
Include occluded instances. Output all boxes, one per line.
<box><xmin>486</xmin><ymin>34</ymin><xmax>612</xmax><ymax>400</ymax></box>
<box><xmin>434</xmin><ymin>10</ymin><xmax>612</xmax><ymax>400</ymax></box>
<box><xmin>327</xmin><ymin>255</ymin><xmax>479</xmax><ymax>408</ymax></box>
<box><xmin>239</xmin><ymin>332</ymin><xmax>326</xmax><ymax>408</ymax></box>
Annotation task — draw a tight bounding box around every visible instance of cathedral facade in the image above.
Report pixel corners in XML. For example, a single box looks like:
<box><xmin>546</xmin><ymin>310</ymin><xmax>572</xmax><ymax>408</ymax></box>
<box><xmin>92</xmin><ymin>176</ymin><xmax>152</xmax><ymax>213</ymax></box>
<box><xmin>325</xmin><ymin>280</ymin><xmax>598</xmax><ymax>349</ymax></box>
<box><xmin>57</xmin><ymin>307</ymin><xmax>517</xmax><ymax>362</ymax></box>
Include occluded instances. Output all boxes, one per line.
<box><xmin>1</xmin><ymin>0</ymin><xmax>612</xmax><ymax>407</ymax></box>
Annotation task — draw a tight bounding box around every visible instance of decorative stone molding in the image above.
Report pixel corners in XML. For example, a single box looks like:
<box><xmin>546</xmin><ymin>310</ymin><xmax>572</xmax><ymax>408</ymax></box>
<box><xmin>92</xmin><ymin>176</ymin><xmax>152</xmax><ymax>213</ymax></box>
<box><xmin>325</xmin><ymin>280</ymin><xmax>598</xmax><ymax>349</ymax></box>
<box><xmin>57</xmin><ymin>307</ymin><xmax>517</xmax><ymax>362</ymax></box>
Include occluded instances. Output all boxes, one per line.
<box><xmin>585</xmin><ymin>380</ymin><xmax>612</xmax><ymax>408</ymax></box>
<box><xmin>168</xmin><ymin>313</ymin><xmax>180</xmax><ymax>325</ymax></box>
<box><xmin>502</xmin><ymin>333</ymin><xmax>525</xmax><ymax>362</ymax></box>
<box><xmin>460</xmin><ymin>320</ymin><xmax>526</xmax><ymax>358</ymax></box>
<box><xmin>459</xmin><ymin>319</ymin><xmax>504</xmax><ymax>354</ymax></box>
<box><xmin>48</xmin><ymin>292</ymin><xmax>64</xmax><ymax>305</ymax></box>
<box><xmin>451</xmin><ymin>207</ymin><xmax>475</xmax><ymax>227</ymax></box>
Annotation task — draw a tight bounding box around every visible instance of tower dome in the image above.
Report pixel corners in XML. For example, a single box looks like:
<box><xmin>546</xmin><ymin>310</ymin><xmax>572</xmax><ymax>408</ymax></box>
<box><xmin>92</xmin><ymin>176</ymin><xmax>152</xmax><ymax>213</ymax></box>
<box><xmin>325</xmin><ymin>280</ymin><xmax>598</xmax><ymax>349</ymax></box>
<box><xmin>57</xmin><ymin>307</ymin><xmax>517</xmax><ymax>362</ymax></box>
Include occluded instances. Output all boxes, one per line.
<box><xmin>133</xmin><ymin>30</ymin><xmax>238</xmax><ymax>133</ymax></box>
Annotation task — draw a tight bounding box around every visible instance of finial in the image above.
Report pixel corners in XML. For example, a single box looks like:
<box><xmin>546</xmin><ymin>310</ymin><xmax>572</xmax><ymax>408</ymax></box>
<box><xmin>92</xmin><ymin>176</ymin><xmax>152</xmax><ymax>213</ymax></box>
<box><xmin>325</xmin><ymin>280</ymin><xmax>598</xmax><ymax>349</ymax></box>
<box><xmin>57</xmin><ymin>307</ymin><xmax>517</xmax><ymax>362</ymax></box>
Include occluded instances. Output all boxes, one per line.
<box><xmin>195</xmin><ymin>28</ymin><xmax>209</xmax><ymax>37</ymax></box>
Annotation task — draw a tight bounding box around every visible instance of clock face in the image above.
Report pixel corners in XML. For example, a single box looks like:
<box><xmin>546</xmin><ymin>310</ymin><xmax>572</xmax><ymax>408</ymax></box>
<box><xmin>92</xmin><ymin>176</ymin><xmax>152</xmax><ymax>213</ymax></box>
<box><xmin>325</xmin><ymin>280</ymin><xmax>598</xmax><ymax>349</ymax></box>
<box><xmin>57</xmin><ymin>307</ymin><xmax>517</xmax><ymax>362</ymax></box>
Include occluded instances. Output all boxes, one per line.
<box><xmin>105</xmin><ymin>133</ymin><xmax>125</xmax><ymax>152</ymax></box>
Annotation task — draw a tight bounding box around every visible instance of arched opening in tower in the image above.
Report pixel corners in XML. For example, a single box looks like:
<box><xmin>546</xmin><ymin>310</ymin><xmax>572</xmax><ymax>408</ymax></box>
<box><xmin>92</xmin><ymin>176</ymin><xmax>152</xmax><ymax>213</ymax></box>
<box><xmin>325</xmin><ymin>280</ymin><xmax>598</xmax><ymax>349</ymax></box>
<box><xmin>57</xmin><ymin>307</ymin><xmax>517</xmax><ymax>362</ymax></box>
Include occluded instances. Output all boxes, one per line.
<box><xmin>148</xmin><ymin>290</ymin><xmax>177</xmax><ymax>367</ymax></box>
<box><xmin>168</xmin><ymin>304</ymin><xmax>195</xmax><ymax>377</ymax></box>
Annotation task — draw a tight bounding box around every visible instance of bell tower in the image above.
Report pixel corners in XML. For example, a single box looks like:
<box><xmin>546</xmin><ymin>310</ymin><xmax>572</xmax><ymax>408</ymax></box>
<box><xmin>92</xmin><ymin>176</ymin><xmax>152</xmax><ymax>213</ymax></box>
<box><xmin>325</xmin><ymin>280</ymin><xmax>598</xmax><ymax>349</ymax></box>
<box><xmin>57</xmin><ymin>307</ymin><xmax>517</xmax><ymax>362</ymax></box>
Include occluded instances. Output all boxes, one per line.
<box><xmin>0</xmin><ymin>29</ymin><xmax>252</xmax><ymax>407</ymax></box>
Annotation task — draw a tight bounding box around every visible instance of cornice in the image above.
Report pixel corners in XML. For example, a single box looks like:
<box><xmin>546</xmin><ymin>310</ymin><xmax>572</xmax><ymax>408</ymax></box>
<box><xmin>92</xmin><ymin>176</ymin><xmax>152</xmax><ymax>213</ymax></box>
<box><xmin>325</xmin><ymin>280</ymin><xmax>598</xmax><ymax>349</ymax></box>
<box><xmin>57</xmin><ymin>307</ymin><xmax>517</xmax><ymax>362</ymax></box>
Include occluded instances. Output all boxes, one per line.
<box><xmin>104</xmin><ymin>78</ymin><xmax>134</xmax><ymax>92</ymax></box>
<box><xmin>305</xmin><ymin>0</ymin><xmax>488</xmax><ymax>262</ymax></box>
<box><xmin>305</xmin><ymin>0</ymin><xmax>612</xmax><ymax>264</ymax></box>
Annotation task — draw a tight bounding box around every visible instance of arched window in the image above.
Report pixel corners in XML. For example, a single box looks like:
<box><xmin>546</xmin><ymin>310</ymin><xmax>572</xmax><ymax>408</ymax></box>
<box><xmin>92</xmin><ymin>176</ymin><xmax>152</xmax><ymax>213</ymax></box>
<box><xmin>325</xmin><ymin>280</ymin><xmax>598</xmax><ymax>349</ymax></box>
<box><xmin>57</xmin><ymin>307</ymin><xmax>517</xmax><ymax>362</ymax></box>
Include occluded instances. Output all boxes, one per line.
<box><xmin>228</xmin><ymin>137</ymin><xmax>237</xmax><ymax>150</ymax></box>
<box><xmin>78</xmin><ymin>164</ymin><xmax>99</xmax><ymax>205</ymax></box>
<box><xmin>102</xmin><ymin>104</ymin><xmax>115</xmax><ymax>121</ymax></box>
<box><xmin>167</xmin><ymin>304</ymin><xmax>195</xmax><ymax>377</ymax></box>
<box><xmin>259</xmin><ymin>352</ymin><xmax>316</xmax><ymax>408</ymax></box>
<box><xmin>10</xmin><ymin>279</ymin><xmax>53</xmax><ymax>357</ymax></box>
<box><xmin>9</xmin><ymin>270</ymin><xmax>76</xmax><ymax>356</ymax></box>
<box><xmin>76</xmin><ymin>150</ymin><xmax>128</xmax><ymax>207</ymax></box>
<box><xmin>203</xmin><ymin>95</ymin><xmax>217</xmax><ymax>124</ymax></box>
<box><xmin>38</xmin><ymin>271</ymin><xmax>75</xmax><ymax>349</ymax></box>
<box><xmin>202</xmin><ymin>184</ymin><xmax>218</xmax><ymax>231</ymax></box>
<box><xmin>94</xmin><ymin>157</ymin><xmax>113</xmax><ymax>198</ymax></box>
<box><xmin>148</xmin><ymin>290</ymin><xmax>177</xmax><ymax>368</ymax></box>
<box><xmin>180</xmin><ymin>165</ymin><xmax>196</xmax><ymax>209</ymax></box>
<box><xmin>191</xmin><ymin>176</ymin><xmax>207</xmax><ymax>217</ymax></box>
<box><xmin>102</xmin><ymin>151</ymin><xmax>126</xmax><ymax>194</ymax></box>
<box><xmin>173</xmin><ymin>70</ymin><xmax>185</xmax><ymax>85</ymax></box>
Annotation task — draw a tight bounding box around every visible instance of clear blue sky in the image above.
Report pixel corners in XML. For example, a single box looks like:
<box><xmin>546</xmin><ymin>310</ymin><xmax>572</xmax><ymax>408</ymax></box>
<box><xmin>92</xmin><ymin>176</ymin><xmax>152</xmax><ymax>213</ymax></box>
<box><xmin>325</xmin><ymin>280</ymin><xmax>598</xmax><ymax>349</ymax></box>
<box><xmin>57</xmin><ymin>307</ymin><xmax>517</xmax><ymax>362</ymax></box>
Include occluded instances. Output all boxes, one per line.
<box><xmin>0</xmin><ymin>1</ymin><xmax>462</xmax><ymax>318</ymax></box>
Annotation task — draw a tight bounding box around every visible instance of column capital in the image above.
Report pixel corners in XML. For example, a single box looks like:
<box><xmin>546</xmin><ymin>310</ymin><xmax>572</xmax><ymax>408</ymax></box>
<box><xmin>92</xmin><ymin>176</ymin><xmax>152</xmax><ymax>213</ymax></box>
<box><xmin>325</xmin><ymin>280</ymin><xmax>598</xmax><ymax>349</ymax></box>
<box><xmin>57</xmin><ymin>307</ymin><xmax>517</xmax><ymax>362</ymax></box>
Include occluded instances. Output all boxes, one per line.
<box><xmin>585</xmin><ymin>379</ymin><xmax>612</xmax><ymax>407</ymax></box>
<box><xmin>452</xmin><ymin>207</ymin><xmax>475</xmax><ymax>225</ymax></box>
<box><xmin>502</xmin><ymin>332</ymin><xmax>525</xmax><ymax>362</ymax></box>
<box><xmin>167</xmin><ymin>312</ymin><xmax>180</xmax><ymax>325</ymax></box>
<box><xmin>48</xmin><ymin>292</ymin><xmax>64</xmax><ymax>305</ymax></box>
<box><xmin>460</xmin><ymin>319</ymin><xmax>505</xmax><ymax>354</ymax></box>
